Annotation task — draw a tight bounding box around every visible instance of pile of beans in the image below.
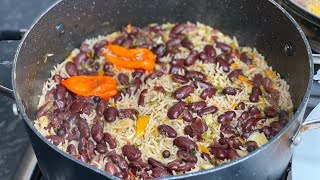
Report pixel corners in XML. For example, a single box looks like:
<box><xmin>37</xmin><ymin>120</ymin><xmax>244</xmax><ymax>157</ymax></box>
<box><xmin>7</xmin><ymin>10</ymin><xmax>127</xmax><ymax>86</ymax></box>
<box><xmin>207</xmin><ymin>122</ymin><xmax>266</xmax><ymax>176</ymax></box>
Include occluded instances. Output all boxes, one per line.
<box><xmin>35</xmin><ymin>23</ymin><xmax>291</xmax><ymax>179</ymax></box>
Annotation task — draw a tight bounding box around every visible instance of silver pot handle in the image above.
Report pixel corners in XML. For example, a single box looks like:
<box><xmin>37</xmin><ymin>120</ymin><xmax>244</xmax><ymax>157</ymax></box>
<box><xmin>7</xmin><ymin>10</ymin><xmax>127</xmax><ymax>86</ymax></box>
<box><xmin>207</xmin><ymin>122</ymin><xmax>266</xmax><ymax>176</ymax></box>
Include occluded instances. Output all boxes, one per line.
<box><xmin>292</xmin><ymin>119</ymin><xmax>320</xmax><ymax>147</ymax></box>
<box><xmin>314</xmin><ymin>54</ymin><xmax>320</xmax><ymax>65</ymax></box>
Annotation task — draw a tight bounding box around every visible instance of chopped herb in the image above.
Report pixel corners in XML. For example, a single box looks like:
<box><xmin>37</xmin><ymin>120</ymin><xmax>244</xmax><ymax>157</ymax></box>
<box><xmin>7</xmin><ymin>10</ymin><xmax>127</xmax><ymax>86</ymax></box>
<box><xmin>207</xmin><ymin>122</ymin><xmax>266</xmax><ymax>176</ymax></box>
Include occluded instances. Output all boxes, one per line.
<box><xmin>117</xmin><ymin>84</ymin><xmax>131</xmax><ymax>91</ymax></box>
<box><xmin>210</xmin><ymin>157</ymin><xmax>215</xmax><ymax>164</ymax></box>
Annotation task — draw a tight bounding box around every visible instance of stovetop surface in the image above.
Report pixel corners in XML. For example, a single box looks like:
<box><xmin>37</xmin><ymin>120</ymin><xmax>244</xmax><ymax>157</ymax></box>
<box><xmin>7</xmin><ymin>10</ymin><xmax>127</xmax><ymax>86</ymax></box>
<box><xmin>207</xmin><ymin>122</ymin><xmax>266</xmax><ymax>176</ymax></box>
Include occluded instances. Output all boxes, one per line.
<box><xmin>0</xmin><ymin>1</ymin><xmax>319</xmax><ymax>180</ymax></box>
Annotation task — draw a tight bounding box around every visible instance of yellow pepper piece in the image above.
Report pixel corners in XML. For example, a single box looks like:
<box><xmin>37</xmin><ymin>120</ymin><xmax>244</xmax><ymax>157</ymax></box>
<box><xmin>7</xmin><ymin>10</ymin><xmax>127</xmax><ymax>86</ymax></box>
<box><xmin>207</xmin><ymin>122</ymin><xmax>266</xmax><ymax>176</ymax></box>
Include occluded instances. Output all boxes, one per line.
<box><xmin>135</xmin><ymin>116</ymin><xmax>150</xmax><ymax>137</ymax></box>
<box><xmin>238</xmin><ymin>75</ymin><xmax>252</xmax><ymax>88</ymax></box>
<box><xmin>265</xmin><ymin>69</ymin><xmax>276</xmax><ymax>78</ymax></box>
<box><xmin>198</xmin><ymin>144</ymin><xmax>210</xmax><ymax>154</ymax></box>
<box><xmin>231</xmin><ymin>62</ymin><xmax>238</xmax><ymax>68</ymax></box>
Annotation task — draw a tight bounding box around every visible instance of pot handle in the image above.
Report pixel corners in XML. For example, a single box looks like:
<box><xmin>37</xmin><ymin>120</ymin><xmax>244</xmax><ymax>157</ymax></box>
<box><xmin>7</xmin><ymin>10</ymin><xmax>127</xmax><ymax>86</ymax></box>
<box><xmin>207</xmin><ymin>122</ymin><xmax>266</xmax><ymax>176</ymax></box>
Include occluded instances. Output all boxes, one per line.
<box><xmin>292</xmin><ymin>118</ymin><xmax>320</xmax><ymax>147</ymax></box>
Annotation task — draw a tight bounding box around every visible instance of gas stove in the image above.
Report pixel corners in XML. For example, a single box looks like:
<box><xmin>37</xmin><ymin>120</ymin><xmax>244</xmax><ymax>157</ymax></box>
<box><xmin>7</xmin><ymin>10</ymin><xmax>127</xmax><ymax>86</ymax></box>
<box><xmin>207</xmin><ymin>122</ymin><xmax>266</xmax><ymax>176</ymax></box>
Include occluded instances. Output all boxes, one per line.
<box><xmin>0</xmin><ymin>1</ymin><xmax>319</xmax><ymax>180</ymax></box>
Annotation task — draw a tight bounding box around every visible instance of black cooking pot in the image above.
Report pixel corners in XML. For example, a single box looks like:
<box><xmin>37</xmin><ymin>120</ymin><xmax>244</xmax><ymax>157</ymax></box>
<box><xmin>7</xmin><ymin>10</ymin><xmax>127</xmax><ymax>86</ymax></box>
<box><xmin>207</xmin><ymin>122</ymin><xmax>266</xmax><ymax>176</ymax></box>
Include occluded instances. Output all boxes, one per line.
<box><xmin>0</xmin><ymin>0</ymin><xmax>317</xmax><ymax>179</ymax></box>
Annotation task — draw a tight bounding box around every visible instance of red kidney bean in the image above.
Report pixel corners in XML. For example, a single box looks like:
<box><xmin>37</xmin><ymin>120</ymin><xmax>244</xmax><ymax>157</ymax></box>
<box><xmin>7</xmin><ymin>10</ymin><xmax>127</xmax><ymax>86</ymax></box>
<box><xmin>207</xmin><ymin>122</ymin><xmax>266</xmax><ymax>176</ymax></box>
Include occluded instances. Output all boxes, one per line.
<box><xmin>96</xmin><ymin>143</ymin><xmax>108</xmax><ymax>154</ymax></box>
<box><xmin>171</xmin><ymin>58</ymin><xmax>185</xmax><ymax>66</ymax></box>
<box><xmin>237</xmin><ymin>111</ymin><xmax>249</xmax><ymax>125</ymax></box>
<box><xmin>181</xmin><ymin>39</ymin><xmax>194</xmax><ymax>50</ymax></box>
<box><xmin>172</xmin><ymin>74</ymin><xmax>189</xmax><ymax>84</ymax></box>
<box><xmin>121</xmin><ymin>37</ymin><xmax>133</xmax><ymax>48</ymax></box>
<box><xmin>55</xmin><ymin>100</ymin><xmax>66</xmax><ymax>109</ymax></box>
<box><xmin>199</xmin><ymin>52</ymin><xmax>209</xmax><ymax>61</ymax></box>
<box><xmin>65</xmin><ymin>62</ymin><xmax>78</xmax><ymax>76</ymax></box>
<box><xmin>91</xmin><ymin>123</ymin><xmax>104</xmax><ymax>143</ymax></box>
<box><xmin>185</xmin><ymin>50</ymin><xmax>199</xmax><ymax>66</ymax></box>
<box><xmin>229</xmin><ymin>139</ymin><xmax>242</xmax><ymax>149</ymax></box>
<box><xmin>166</xmin><ymin>38</ymin><xmax>182</xmax><ymax>50</ymax></box>
<box><xmin>200</xmin><ymin>88</ymin><xmax>217</xmax><ymax>100</ymax></box>
<box><xmin>235</xmin><ymin>102</ymin><xmax>245</xmax><ymax>110</ymax></box>
<box><xmin>152</xmin><ymin>167</ymin><xmax>171</xmax><ymax>178</ymax></box>
<box><xmin>109</xmin><ymin>154</ymin><xmax>129</xmax><ymax>172</ymax></box>
<box><xmin>87</xmin><ymin>140</ymin><xmax>95</xmax><ymax>159</ymax></box>
<box><xmin>185</xmin><ymin>70</ymin><xmax>206</xmax><ymax>80</ymax></box>
<box><xmin>210</xmin><ymin>147</ymin><xmax>227</xmax><ymax>160</ymax></box>
<box><xmin>240</xmin><ymin>52</ymin><xmax>252</xmax><ymax>65</ymax></box>
<box><xmin>251</xmin><ymin>73</ymin><xmax>263</xmax><ymax>87</ymax></box>
<box><xmin>79</xmin><ymin>43</ymin><xmax>90</xmax><ymax>53</ymax></box>
<box><xmin>204</xmin><ymin>45</ymin><xmax>216</xmax><ymax>58</ymax></box>
<box><xmin>184</xmin><ymin>125</ymin><xmax>194</xmax><ymax>137</ymax></box>
<box><xmin>188</xmin><ymin>101</ymin><xmax>206</xmax><ymax>113</ymax></box>
<box><xmin>169</xmin><ymin>65</ymin><xmax>187</xmax><ymax>74</ymax></box>
<box><xmin>127</xmin><ymin>78</ymin><xmax>142</xmax><ymax>95</ymax></box>
<box><xmin>197</xmin><ymin>106</ymin><xmax>218</xmax><ymax>116</ymax></box>
<box><xmin>217</xmin><ymin>57</ymin><xmax>230</xmax><ymax>72</ymax></box>
<box><xmin>105</xmin><ymin>162</ymin><xmax>121</xmax><ymax>176</ymax></box>
<box><xmin>264</xmin><ymin>106</ymin><xmax>278</xmax><ymax>118</ymax></box>
<box><xmin>45</xmin><ymin>89</ymin><xmax>55</xmax><ymax>100</ymax></box>
<box><xmin>248</xmin><ymin>106</ymin><xmax>261</xmax><ymax>116</ymax></box>
<box><xmin>138</xmin><ymin>89</ymin><xmax>147</xmax><ymax>107</ymax></box>
<box><xmin>222</xmin><ymin>87</ymin><xmax>240</xmax><ymax>95</ymax></box>
<box><xmin>252</xmin><ymin>86</ymin><xmax>262</xmax><ymax>96</ymax></box>
<box><xmin>201</xmin><ymin>152</ymin><xmax>211</xmax><ymax>161</ymax></box>
<box><xmin>74</xmin><ymin>52</ymin><xmax>87</xmax><ymax>70</ymax></box>
<box><xmin>67</xmin><ymin>144</ymin><xmax>77</xmax><ymax>156</ymax></box>
<box><xmin>104</xmin><ymin>133</ymin><xmax>117</xmax><ymax>149</ymax></box>
<box><xmin>67</xmin><ymin>126</ymin><xmax>80</xmax><ymax>141</ymax></box>
<box><xmin>82</xmin><ymin>102</ymin><xmax>92</xmax><ymax>115</ymax></box>
<box><xmin>144</xmin><ymin>71</ymin><xmax>163</xmax><ymax>83</ymax></box>
<box><xmin>162</xmin><ymin>150</ymin><xmax>170</xmax><ymax>158</ymax></box>
<box><xmin>70</xmin><ymin>100</ymin><xmax>84</xmax><ymax>113</ymax></box>
<box><xmin>245</xmin><ymin>141</ymin><xmax>259</xmax><ymax>152</ymax></box>
<box><xmin>119</xmin><ymin>108</ymin><xmax>139</xmax><ymax>120</ymax></box>
<box><xmin>47</xmin><ymin>135</ymin><xmax>64</xmax><ymax>145</ymax></box>
<box><xmin>270</xmin><ymin>121</ymin><xmax>284</xmax><ymax>134</ymax></box>
<box><xmin>78</xmin><ymin>137</ymin><xmax>87</xmax><ymax>155</ymax></box>
<box><xmin>36</xmin><ymin>102</ymin><xmax>52</xmax><ymax>118</ymax></box>
<box><xmin>148</xmin><ymin>158</ymin><xmax>167</xmax><ymax>169</ymax></box>
<box><xmin>242</xmin><ymin>117</ymin><xmax>257</xmax><ymax>133</ymax></box>
<box><xmin>132</xmin><ymin>69</ymin><xmax>145</xmax><ymax>79</ymax></box>
<box><xmin>228</xmin><ymin>69</ymin><xmax>243</xmax><ymax>81</ymax></box>
<box><xmin>173</xmin><ymin>136</ymin><xmax>197</xmax><ymax>151</ymax></box>
<box><xmin>157</xmin><ymin>124</ymin><xmax>177</xmax><ymax>138</ymax></box>
<box><xmin>167</xmin><ymin>160</ymin><xmax>195</xmax><ymax>172</ymax></box>
<box><xmin>191</xmin><ymin>118</ymin><xmax>208</xmax><ymax>135</ymax></box>
<box><xmin>170</xmin><ymin>24</ymin><xmax>186</xmax><ymax>37</ymax></box>
<box><xmin>262</xmin><ymin>77</ymin><xmax>272</xmax><ymax>90</ymax></box>
<box><xmin>53</xmin><ymin>74</ymin><xmax>62</xmax><ymax>84</ymax></box>
<box><xmin>226</xmin><ymin>149</ymin><xmax>239</xmax><ymax>160</ymax></box>
<box><xmin>93</xmin><ymin>39</ymin><xmax>108</xmax><ymax>56</ymax></box>
<box><xmin>78</xmin><ymin>121</ymin><xmax>90</xmax><ymax>139</ymax></box>
<box><xmin>129</xmin><ymin>160</ymin><xmax>152</xmax><ymax>171</ymax></box>
<box><xmin>152</xmin><ymin>44</ymin><xmax>166</xmax><ymax>59</ymax></box>
<box><xmin>154</xmin><ymin>86</ymin><xmax>166</xmax><ymax>93</ymax></box>
<box><xmin>122</xmin><ymin>145</ymin><xmax>142</xmax><ymax>161</ymax></box>
<box><xmin>93</xmin><ymin>96</ymin><xmax>100</xmax><ymax>103</ymax></box>
<box><xmin>57</xmin><ymin>127</ymin><xmax>66</xmax><ymax>136</ymax></box>
<box><xmin>262</xmin><ymin>126</ymin><xmax>273</xmax><ymax>139</ymax></box>
<box><xmin>216</xmin><ymin>42</ymin><xmax>231</xmax><ymax>52</ymax></box>
<box><xmin>173</xmin><ymin>85</ymin><xmax>194</xmax><ymax>100</ymax></box>
<box><xmin>104</xmin><ymin>107</ymin><xmax>119</xmax><ymax>122</ymax></box>
<box><xmin>177</xmin><ymin>150</ymin><xmax>198</xmax><ymax>163</ymax></box>
<box><xmin>113</xmin><ymin>36</ymin><xmax>124</xmax><ymax>45</ymax></box>
<box><xmin>218</xmin><ymin>111</ymin><xmax>236</xmax><ymax>125</ymax></box>
<box><xmin>96</xmin><ymin>99</ymin><xmax>107</xmax><ymax>117</ymax></box>
<box><xmin>118</xmin><ymin>73</ymin><xmax>129</xmax><ymax>85</ymax></box>
<box><xmin>278</xmin><ymin>110</ymin><xmax>289</xmax><ymax>125</ymax></box>
<box><xmin>225</xmin><ymin>52</ymin><xmax>237</xmax><ymax>65</ymax></box>
<box><xmin>182</xmin><ymin>109</ymin><xmax>194</xmax><ymax>122</ymax></box>
<box><xmin>167</xmin><ymin>101</ymin><xmax>186</xmax><ymax>119</ymax></box>
<box><xmin>249</xmin><ymin>93</ymin><xmax>259</xmax><ymax>103</ymax></box>
<box><xmin>113</xmin><ymin>90</ymin><xmax>126</xmax><ymax>102</ymax></box>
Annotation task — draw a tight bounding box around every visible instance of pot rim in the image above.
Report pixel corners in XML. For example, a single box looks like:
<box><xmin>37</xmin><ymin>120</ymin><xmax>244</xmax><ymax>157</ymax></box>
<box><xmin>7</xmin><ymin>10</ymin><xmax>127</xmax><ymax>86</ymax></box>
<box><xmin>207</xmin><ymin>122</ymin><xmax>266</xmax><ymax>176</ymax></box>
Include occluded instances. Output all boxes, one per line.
<box><xmin>11</xmin><ymin>0</ymin><xmax>314</xmax><ymax>179</ymax></box>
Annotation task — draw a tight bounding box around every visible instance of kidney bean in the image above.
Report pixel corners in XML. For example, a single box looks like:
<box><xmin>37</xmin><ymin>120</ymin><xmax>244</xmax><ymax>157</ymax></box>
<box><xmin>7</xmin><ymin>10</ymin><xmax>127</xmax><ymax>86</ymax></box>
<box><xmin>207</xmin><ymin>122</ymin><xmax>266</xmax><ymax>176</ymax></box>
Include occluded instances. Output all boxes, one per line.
<box><xmin>148</xmin><ymin>158</ymin><xmax>167</xmax><ymax>169</ymax></box>
<box><xmin>104</xmin><ymin>107</ymin><xmax>119</xmax><ymax>122</ymax></box>
<box><xmin>70</xmin><ymin>100</ymin><xmax>84</xmax><ymax>114</ymax></box>
<box><xmin>67</xmin><ymin>144</ymin><xmax>77</xmax><ymax>156</ymax></box>
<box><xmin>203</xmin><ymin>45</ymin><xmax>216</xmax><ymax>58</ymax></box>
<box><xmin>229</xmin><ymin>139</ymin><xmax>242</xmax><ymax>149</ymax></box>
<box><xmin>45</xmin><ymin>88</ymin><xmax>55</xmax><ymax>100</ymax></box>
<box><xmin>199</xmin><ymin>153</ymin><xmax>210</xmax><ymax>162</ymax></box>
<box><xmin>93</xmin><ymin>39</ymin><xmax>108</xmax><ymax>56</ymax></box>
<box><xmin>104</xmin><ymin>133</ymin><xmax>117</xmax><ymax>149</ymax></box>
<box><xmin>144</xmin><ymin>71</ymin><xmax>163</xmax><ymax>83</ymax></box>
<box><xmin>248</xmin><ymin>106</ymin><xmax>261</xmax><ymax>116</ymax></box>
<box><xmin>152</xmin><ymin>167</ymin><xmax>171</xmax><ymax>178</ymax></box>
<box><xmin>217</xmin><ymin>111</ymin><xmax>236</xmax><ymax>125</ymax></box>
<box><xmin>198</xmin><ymin>52</ymin><xmax>208</xmax><ymax>61</ymax></box>
<box><xmin>216</xmin><ymin>42</ymin><xmax>231</xmax><ymax>52</ymax></box>
<box><xmin>91</xmin><ymin>123</ymin><xmax>104</xmax><ymax>143</ymax></box>
<box><xmin>170</xmin><ymin>24</ymin><xmax>186</xmax><ymax>37</ymax></box>
<box><xmin>222</xmin><ymin>87</ymin><xmax>239</xmax><ymax>95</ymax></box>
<box><xmin>181</xmin><ymin>39</ymin><xmax>194</xmax><ymax>50</ymax></box>
<box><xmin>239</xmin><ymin>52</ymin><xmax>252</xmax><ymax>65</ymax></box>
<box><xmin>65</xmin><ymin>62</ymin><xmax>78</xmax><ymax>76</ymax></box>
<box><xmin>57</xmin><ymin>127</ymin><xmax>66</xmax><ymax>136</ymax></box>
<box><xmin>184</xmin><ymin>125</ymin><xmax>194</xmax><ymax>137</ymax></box>
<box><xmin>245</xmin><ymin>141</ymin><xmax>259</xmax><ymax>152</ymax></box>
<box><xmin>251</xmin><ymin>73</ymin><xmax>263</xmax><ymax>87</ymax></box>
<box><xmin>96</xmin><ymin>99</ymin><xmax>107</xmax><ymax>117</ymax></box>
<box><xmin>117</xmin><ymin>73</ymin><xmax>129</xmax><ymax>85</ymax></box>
<box><xmin>181</xmin><ymin>109</ymin><xmax>193</xmax><ymax>122</ymax></box>
<box><xmin>262</xmin><ymin>77</ymin><xmax>272</xmax><ymax>89</ymax></box>
<box><xmin>228</xmin><ymin>69</ymin><xmax>243</xmax><ymax>81</ymax></box>
<box><xmin>162</xmin><ymin>150</ymin><xmax>170</xmax><ymax>158</ymax></box>
<box><xmin>130</xmin><ymin>70</ymin><xmax>143</xmax><ymax>79</ymax></box>
<box><xmin>185</xmin><ymin>70</ymin><xmax>206</xmax><ymax>80</ymax></box>
<box><xmin>53</xmin><ymin>75</ymin><xmax>62</xmax><ymax>84</ymax></box>
<box><xmin>216</xmin><ymin>57</ymin><xmax>230</xmax><ymax>72</ymax></box>
<box><xmin>191</xmin><ymin>118</ymin><xmax>208</xmax><ymax>135</ymax></box>
<box><xmin>80</xmin><ymin>152</ymin><xmax>89</xmax><ymax>163</ymax></box>
<box><xmin>167</xmin><ymin>101</ymin><xmax>186</xmax><ymax>119</ymax></box>
<box><xmin>171</xmin><ymin>58</ymin><xmax>185</xmax><ymax>66</ymax></box>
<box><xmin>157</xmin><ymin>124</ymin><xmax>177</xmax><ymax>138</ymax></box>
<box><xmin>36</xmin><ymin>102</ymin><xmax>52</xmax><ymax>118</ymax></box>
<box><xmin>82</xmin><ymin>102</ymin><xmax>92</xmax><ymax>115</ymax></box>
<box><xmin>137</xmin><ymin>89</ymin><xmax>147</xmax><ymax>107</ymax></box>
<box><xmin>264</xmin><ymin>106</ymin><xmax>278</xmax><ymax>118</ymax></box>
<box><xmin>152</xmin><ymin>44</ymin><xmax>166</xmax><ymax>59</ymax></box>
<box><xmin>74</xmin><ymin>52</ymin><xmax>87</xmax><ymax>70</ymax></box>
<box><xmin>185</xmin><ymin>50</ymin><xmax>199</xmax><ymax>66</ymax></box>
<box><xmin>225</xmin><ymin>52</ymin><xmax>237</xmax><ymax>65</ymax></box>
<box><xmin>226</xmin><ymin>149</ymin><xmax>239</xmax><ymax>160</ymax></box>
<box><xmin>129</xmin><ymin>160</ymin><xmax>152</xmax><ymax>171</ymax></box>
<box><xmin>122</xmin><ymin>144</ymin><xmax>141</xmax><ymax>161</ymax></box>
<box><xmin>113</xmin><ymin>90</ymin><xmax>126</xmax><ymax>102</ymax></box>
<box><xmin>188</xmin><ymin>101</ymin><xmax>206</xmax><ymax>113</ymax></box>
<box><xmin>235</xmin><ymin>102</ymin><xmax>245</xmax><ymax>110</ymax></box>
<box><xmin>96</xmin><ymin>143</ymin><xmax>108</xmax><ymax>154</ymax></box>
<box><xmin>121</xmin><ymin>36</ymin><xmax>133</xmax><ymax>48</ymax></box>
<box><xmin>200</xmin><ymin>88</ymin><xmax>217</xmax><ymax>100</ymax></box>
<box><xmin>79</xmin><ymin>43</ymin><xmax>90</xmax><ymax>53</ymax></box>
<box><xmin>67</xmin><ymin>126</ymin><xmax>80</xmax><ymax>141</ymax></box>
<box><xmin>173</xmin><ymin>85</ymin><xmax>194</xmax><ymax>100</ymax></box>
<box><xmin>197</xmin><ymin>106</ymin><xmax>218</xmax><ymax>116</ymax></box>
<box><xmin>78</xmin><ymin>125</ymin><xmax>90</xmax><ymax>139</ymax></box>
<box><xmin>173</xmin><ymin>136</ymin><xmax>197</xmax><ymax>151</ymax></box>
<box><xmin>177</xmin><ymin>150</ymin><xmax>198</xmax><ymax>163</ymax></box>
<box><xmin>270</xmin><ymin>121</ymin><xmax>284</xmax><ymax>134</ymax></box>
<box><xmin>242</xmin><ymin>117</ymin><xmax>257</xmax><ymax>133</ymax></box>
<box><xmin>78</xmin><ymin>137</ymin><xmax>87</xmax><ymax>155</ymax></box>
<box><xmin>105</xmin><ymin>162</ymin><xmax>121</xmax><ymax>175</ymax></box>
<box><xmin>154</xmin><ymin>86</ymin><xmax>166</xmax><ymax>94</ymax></box>
<box><xmin>109</xmin><ymin>154</ymin><xmax>128</xmax><ymax>172</ymax></box>
<box><xmin>169</xmin><ymin>65</ymin><xmax>187</xmax><ymax>74</ymax></box>
<box><xmin>47</xmin><ymin>135</ymin><xmax>64</xmax><ymax>145</ymax></box>
<box><xmin>210</xmin><ymin>147</ymin><xmax>227</xmax><ymax>160</ymax></box>
<box><xmin>166</xmin><ymin>38</ymin><xmax>182</xmax><ymax>50</ymax></box>
<box><xmin>119</xmin><ymin>108</ymin><xmax>139</xmax><ymax>120</ymax></box>
<box><xmin>172</xmin><ymin>74</ymin><xmax>189</xmax><ymax>84</ymax></box>
<box><xmin>127</xmin><ymin>78</ymin><xmax>142</xmax><ymax>95</ymax></box>
<box><xmin>262</xmin><ymin>126</ymin><xmax>273</xmax><ymax>139</ymax></box>
<box><xmin>249</xmin><ymin>93</ymin><xmax>259</xmax><ymax>103</ymax></box>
